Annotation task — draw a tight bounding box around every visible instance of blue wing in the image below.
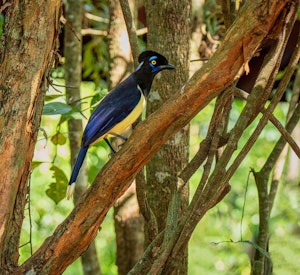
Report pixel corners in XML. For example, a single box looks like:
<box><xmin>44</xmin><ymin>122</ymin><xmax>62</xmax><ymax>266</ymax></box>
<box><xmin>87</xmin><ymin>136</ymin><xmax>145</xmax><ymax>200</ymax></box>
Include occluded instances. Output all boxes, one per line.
<box><xmin>82</xmin><ymin>76</ymin><xmax>141</xmax><ymax>147</ymax></box>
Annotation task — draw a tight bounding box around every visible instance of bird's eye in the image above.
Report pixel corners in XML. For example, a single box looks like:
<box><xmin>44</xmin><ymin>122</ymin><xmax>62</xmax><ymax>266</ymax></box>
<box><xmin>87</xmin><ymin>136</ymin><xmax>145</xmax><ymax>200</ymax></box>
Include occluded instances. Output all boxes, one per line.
<box><xmin>151</xmin><ymin>60</ymin><xmax>157</xmax><ymax>66</ymax></box>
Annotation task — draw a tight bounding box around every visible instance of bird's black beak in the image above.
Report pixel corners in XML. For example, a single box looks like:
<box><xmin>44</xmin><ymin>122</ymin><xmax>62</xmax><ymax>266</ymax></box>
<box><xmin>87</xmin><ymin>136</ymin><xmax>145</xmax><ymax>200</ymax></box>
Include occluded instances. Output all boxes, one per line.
<box><xmin>160</xmin><ymin>63</ymin><xmax>176</xmax><ymax>70</ymax></box>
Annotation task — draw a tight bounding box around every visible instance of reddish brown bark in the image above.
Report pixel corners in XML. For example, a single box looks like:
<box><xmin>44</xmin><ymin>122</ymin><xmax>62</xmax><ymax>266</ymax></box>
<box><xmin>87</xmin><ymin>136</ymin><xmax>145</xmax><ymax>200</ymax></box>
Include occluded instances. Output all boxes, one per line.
<box><xmin>0</xmin><ymin>1</ymin><xmax>61</xmax><ymax>273</ymax></box>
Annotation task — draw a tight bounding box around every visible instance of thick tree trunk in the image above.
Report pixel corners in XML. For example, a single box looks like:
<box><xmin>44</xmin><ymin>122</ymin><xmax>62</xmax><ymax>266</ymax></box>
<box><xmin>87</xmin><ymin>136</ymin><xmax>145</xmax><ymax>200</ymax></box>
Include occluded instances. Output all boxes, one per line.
<box><xmin>64</xmin><ymin>0</ymin><xmax>101</xmax><ymax>274</ymax></box>
<box><xmin>144</xmin><ymin>1</ymin><xmax>191</xmax><ymax>273</ymax></box>
<box><xmin>0</xmin><ymin>1</ymin><xmax>61</xmax><ymax>273</ymax></box>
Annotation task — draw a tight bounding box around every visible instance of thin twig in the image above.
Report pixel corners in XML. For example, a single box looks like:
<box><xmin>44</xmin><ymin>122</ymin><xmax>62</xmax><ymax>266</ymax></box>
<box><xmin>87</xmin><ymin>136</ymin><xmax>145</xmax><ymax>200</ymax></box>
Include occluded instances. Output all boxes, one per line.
<box><xmin>190</xmin><ymin>58</ymin><xmax>209</xmax><ymax>62</ymax></box>
<box><xmin>240</xmin><ymin>170</ymin><xmax>252</xmax><ymax>242</ymax></box>
<box><xmin>84</xmin><ymin>12</ymin><xmax>109</xmax><ymax>23</ymax></box>
<box><xmin>136</xmin><ymin>27</ymin><xmax>147</xmax><ymax>36</ymax></box>
<box><xmin>269</xmin><ymin>67</ymin><xmax>300</xmax><ymax>212</ymax></box>
<box><xmin>119</xmin><ymin>0</ymin><xmax>140</xmax><ymax>66</ymax></box>
<box><xmin>61</xmin><ymin>15</ymin><xmax>81</xmax><ymax>42</ymax></box>
<box><xmin>47</xmin><ymin>77</ymin><xmax>78</xmax><ymax>90</ymax></box>
<box><xmin>81</xmin><ymin>29</ymin><xmax>107</xmax><ymax>36</ymax></box>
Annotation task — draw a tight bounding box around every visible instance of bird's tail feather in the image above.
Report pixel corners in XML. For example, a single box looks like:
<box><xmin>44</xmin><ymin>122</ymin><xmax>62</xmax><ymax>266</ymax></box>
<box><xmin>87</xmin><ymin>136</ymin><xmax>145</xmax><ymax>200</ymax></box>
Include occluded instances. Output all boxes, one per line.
<box><xmin>66</xmin><ymin>146</ymin><xmax>89</xmax><ymax>200</ymax></box>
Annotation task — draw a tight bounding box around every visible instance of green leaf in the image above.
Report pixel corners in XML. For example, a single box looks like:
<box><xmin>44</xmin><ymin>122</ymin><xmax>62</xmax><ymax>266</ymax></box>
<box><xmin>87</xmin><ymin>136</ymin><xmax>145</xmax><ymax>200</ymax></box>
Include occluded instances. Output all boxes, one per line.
<box><xmin>58</xmin><ymin>110</ymin><xmax>85</xmax><ymax>125</ymax></box>
<box><xmin>45</xmin><ymin>94</ymin><xmax>66</xmax><ymax>102</ymax></box>
<box><xmin>31</xmin><ymin>161</ymin><xmax>43</xmax><ymax>170</ymax></box>
<box><xmin>51</xmin><ymin>132</ymin><xmax>67</xmax><ymax>145</ymax></box>
<box><xmin>46</xmin><ymin>165</ymin><xmax>68</xmax><ymax>204</ymax></box>
<box><xmin>43</xmin><ymin>102</ymin><xmax>72</xmax><ymax>115</ymax></box>
<box><xmin>0</xmin><ymin>14</ymin><xmax>4</xmax><ymax>37</ymax></box>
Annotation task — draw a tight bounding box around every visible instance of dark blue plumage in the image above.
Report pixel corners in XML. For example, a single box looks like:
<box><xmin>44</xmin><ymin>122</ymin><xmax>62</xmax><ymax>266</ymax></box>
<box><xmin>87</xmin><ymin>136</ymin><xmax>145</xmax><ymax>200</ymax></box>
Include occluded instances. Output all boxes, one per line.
<box><xmin>68</xmin><ymin>146</ymin><xmax>88</xmax><ymax>187</ymax></box>
<box><xmin>66</xmin><ymin>50</ymin><xmax>175</xmax><ymax>199</ymax></box>
<box><xmin>82</xmin><ymin>76</ymin><xmax>141</xmax><ymax>147</ymax></box>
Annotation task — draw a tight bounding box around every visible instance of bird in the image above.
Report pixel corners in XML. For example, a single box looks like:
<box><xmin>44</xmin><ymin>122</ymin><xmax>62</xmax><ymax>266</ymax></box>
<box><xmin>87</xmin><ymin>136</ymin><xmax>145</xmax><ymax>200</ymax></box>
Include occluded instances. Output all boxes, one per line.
<box><xmin>66</xmin><ymin>50</ymin><xmax>175</xmax><ymax>199</ymax></box>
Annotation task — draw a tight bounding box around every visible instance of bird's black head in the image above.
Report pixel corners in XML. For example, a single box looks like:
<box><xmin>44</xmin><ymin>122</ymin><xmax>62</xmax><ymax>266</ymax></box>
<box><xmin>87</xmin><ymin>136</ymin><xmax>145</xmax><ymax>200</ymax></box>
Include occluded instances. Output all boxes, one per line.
<box><xmin>133</xmin><ymin>50</ymin><xmax>175</xmax><ymax>97</ymax></box>
<box><xmin>136</xmin><ymin>50</ymin><xmax>175</xmax><ymax>74</ymax></box>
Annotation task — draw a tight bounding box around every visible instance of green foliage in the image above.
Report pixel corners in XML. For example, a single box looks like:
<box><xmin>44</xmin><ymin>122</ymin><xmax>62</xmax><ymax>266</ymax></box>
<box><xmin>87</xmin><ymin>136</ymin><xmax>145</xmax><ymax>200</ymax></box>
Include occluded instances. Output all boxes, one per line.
<box><xmin>0</xmin><ymin>14</ymin><xmax>4</xmax><ymax>38</ymax></box>
<box><xmin>38</xmin><ymin>79</ymin><xmax>110</xmax><ymax>207</ymax></box>
<box><xmin>46</xmin><ymin>166</ymin><xmax>69</xmax><ymax>204</ymax></box>
<box><xmin>90</xmin><ymin>87</ymin><xmax>108</xmax><ymax>112</ymax></box>
<box><xmin>31</xmin><ymin>161</ymin><xmax>44</xmax><ymax>170</ymax></box>
<box><xmin>202</xmin><ymin>0</ymin><xmax>224</xmax><ymax>38</ymax></box>
<box><xmin>45</xmin><ymin>94</ymin><xmax>66</xmax><ymax>101</ymax></box>
<box><xmin>51</xmin><ymin>132</ymin><xmax>67</xmax><ymax>145</ymax></box>
<box><xmin>82</xmin><ymin>37</ymin><xmax>109</xmax><ymax>85</ymax></box>
<box><xmin>43</xmin><ymin>102</ymin><xmax>72</xmax><ymax>116</ymax></box>
<box><xmin>82</xmin><ymin>1</ymin><xmax>110</xmax><ymax>85</ymax></box>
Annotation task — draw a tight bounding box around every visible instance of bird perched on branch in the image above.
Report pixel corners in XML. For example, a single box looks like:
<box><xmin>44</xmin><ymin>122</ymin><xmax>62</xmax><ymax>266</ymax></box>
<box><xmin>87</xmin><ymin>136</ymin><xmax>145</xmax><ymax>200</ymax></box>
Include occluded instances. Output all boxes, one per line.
<box><xmin>66</xmin><ymin>50</ymin><xmax>175</xmax><ymax>199</ymax></box>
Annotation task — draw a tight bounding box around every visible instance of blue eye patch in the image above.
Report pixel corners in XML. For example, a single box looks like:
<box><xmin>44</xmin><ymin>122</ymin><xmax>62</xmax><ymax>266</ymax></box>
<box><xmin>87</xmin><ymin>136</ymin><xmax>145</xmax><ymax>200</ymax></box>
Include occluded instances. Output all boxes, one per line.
<box><xmin>149</xmin><ymin>56</ymin><xmax>158</xmax><ymax>61</ymax></box>
<box><xmin>149</xmin><ymin>56</ymin><xmax>160</xmax><ymax>72</ymax></box>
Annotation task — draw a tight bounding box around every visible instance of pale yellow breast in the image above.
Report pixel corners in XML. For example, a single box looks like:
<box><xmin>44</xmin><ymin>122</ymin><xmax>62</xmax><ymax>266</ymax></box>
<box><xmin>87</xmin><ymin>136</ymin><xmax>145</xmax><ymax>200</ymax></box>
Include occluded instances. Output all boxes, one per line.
<box><xmin>107</xmin><ymin>92</ymin><xmax>145</xmax><ymax>137</ymax></box>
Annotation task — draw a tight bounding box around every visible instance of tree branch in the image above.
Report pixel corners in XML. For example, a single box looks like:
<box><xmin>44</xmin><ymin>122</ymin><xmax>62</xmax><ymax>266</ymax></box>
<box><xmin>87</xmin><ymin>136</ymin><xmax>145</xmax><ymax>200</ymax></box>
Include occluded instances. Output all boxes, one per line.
<box><xmin>119</xmin><ymin>0</ymin><xmax>139</xmax><ymax>66</ymax></box>
<box><xmin>0</xmin><ymin>1</ymin><xmax>61</xmax><ymax>272</ymax></box>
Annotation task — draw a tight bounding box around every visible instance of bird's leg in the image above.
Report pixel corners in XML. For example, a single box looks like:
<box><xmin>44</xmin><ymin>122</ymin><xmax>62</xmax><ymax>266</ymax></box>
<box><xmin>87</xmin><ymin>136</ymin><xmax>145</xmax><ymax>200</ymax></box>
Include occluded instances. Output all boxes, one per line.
<box><xmin>110</xmin><ymin>133</ymin><xmax>128</xmax><ymax>149</ymax></box>
<box><xmin>110</xmin><ymin>133</ymin><xmax>128</xmax><ymax>141</ymax></box>
<box><xmin>104</xmin><ymin>138</ymin><xmax>116</xmax><ymax>155</ymax></box>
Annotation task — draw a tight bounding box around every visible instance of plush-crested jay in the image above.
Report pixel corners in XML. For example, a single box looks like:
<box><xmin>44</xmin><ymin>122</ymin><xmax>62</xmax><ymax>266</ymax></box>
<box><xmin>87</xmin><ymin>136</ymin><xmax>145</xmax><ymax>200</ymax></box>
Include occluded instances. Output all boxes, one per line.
<box><xmin>66</xmin><ymin>50</ymin><xmax>175</xmax><ymax>199</ymax></box>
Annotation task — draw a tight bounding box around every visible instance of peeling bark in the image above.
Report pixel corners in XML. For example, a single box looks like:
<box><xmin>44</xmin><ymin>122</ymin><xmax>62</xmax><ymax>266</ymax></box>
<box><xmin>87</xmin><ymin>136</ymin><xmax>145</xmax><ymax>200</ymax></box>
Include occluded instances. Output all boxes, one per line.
<box><xmin>0</xmin><ymin>1</ymin><xmax>61</xmax><ymax>273</ymax></box>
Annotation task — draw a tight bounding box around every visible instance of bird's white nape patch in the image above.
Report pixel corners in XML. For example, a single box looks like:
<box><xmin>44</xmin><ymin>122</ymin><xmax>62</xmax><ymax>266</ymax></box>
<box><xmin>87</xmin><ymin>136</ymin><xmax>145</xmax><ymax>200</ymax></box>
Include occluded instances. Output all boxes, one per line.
<box><xmin>135</xmin><ymin>61</ymin><xmax>144</xmax><ymax>72</ymax></box>
<box><xmin>66</xmin><ymin>183</ymin><xmax>76</xmax><ymax>200</ymax></box>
